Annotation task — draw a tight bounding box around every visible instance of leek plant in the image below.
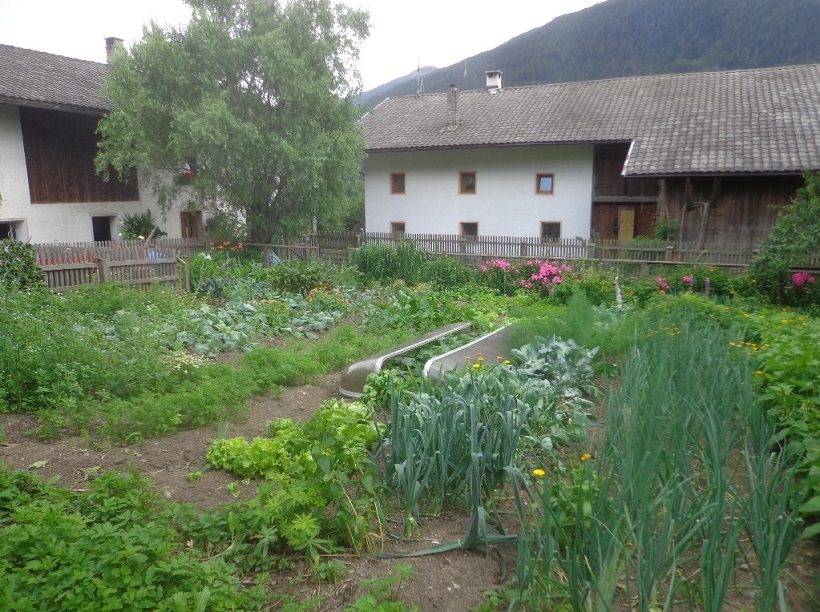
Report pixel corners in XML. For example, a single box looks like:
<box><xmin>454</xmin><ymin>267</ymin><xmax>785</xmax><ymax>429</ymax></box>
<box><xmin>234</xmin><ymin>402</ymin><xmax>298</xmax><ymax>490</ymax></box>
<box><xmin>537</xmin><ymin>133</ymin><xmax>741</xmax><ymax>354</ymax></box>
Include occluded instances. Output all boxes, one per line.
<box><xmin>514</xmin><ymin>309</ymin><xmax>803</xmax><ymax>611</ymax></box>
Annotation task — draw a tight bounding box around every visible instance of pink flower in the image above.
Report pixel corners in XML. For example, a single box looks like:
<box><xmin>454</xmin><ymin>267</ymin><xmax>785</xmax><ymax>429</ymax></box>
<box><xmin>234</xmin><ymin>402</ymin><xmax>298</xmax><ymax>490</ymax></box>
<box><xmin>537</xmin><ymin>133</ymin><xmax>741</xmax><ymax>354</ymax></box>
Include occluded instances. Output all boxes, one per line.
<box><xmin>553</xmin><ymin>276</ymin><xmax>563</xmax><ymax>284</ymax></box>
<box><xmin>682</xmin><ymin>275</ymin><xmax>695</xmax><ymax>286</ymax></box>
<box><xmin>654</xmin><ymin>276</ymin><xmax>670</xmax><ymax>292</ymax></box>
<box><xmin>792</xmin><ymin>271</ymin><xmax>816</xmax><ymax>287</ymax></box>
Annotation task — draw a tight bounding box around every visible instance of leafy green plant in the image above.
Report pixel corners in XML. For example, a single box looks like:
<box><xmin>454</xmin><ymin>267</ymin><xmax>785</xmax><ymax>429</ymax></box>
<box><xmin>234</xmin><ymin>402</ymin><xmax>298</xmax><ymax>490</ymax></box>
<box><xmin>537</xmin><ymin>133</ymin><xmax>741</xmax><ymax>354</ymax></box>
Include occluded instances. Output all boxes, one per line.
<box><xmin>351</xmin><ymin>242</ymin><xmax>429</xmax><ymax>285</ymax></box>
<box><xmin>651</xmin><ymin>217</ymin><xmax>679</xmax><ymax>240</ymax></box>
<box><xmin>750</xmin><ymin>171</ymin><xmax>820</xmax><ymax>307</ymax></box>
<box><xmin>0</xmin><ymin>467</ymin><xmax>267</xmax><ymax>610</ymax></box>
<box><xmin>207</xmin><ymin>400</ymin><xmax>382</xmax><ymax>557</ymax></box>
<box><xmin>382</xmin><ymin>334</ymin><xmax>599</xmax><ymax>540</ymax></box>
<box><xmin>0</xmin><ymin>240</ymin><xmax>44</xmax><ymax>291</ymax></box>
<box><xmin>421</xmin><ymin>257</ymin><xmax>474</xmax><ymax>289</ymax></box>
<box><xmin>119</xmin><ymin>210</ymin><xmax>167</xmax><ymax>239</ymax></box>
<box><xmin>346</xmin><ymin>563</ymin><xmax>417</xmax><ymax>611</ymax></box>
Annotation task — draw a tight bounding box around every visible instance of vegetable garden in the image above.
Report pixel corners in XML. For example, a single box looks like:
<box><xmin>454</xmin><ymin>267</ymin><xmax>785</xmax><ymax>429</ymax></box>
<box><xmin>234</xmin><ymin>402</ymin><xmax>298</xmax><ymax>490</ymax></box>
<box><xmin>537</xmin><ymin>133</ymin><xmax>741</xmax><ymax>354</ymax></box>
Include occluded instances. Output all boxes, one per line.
<box><xmin>0</xmin><ymin>237</ymin><xmax>818</xmax><ymax>610</ymax></box>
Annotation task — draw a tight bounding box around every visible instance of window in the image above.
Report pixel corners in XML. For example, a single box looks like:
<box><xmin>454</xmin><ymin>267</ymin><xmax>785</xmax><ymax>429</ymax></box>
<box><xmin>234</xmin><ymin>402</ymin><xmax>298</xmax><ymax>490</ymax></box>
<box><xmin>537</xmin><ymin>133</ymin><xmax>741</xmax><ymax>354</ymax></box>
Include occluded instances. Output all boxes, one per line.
<box><xmin>390</xmin><ymin>222</ymin><xmax>406</xmax><ymax>237</ymax></box>
<box><xmin>0</xmin><ymin>221</ymin><xmax>18</xmax><ymax>240</ymax></box>
<box><xmin>459</xmin><ymin>171</ymin><xmax>477</xmax><ymax>194</ymax></box>
<box><xmin>390</xmin><ymin>173</ymin><xmax>406</xmax><ymax>194</ymax></box>
<box><xmin>536</xmin><ymin>173</ymin><xmax>554</xmax><ymax>194</ymax></box>
<box><xmin>541</xmin><ymin>222</ymin><xmax>561</xmax><ymax>242</ymax></box>
<box><xmin>460</xmin><ymin>222</ymin><xmax>478</xmax><ymax>240</ymax></box>
<box><xmin>92</xmin><ymin>216</ymin><xmax>115</xmax><ymax>242</ymax></box>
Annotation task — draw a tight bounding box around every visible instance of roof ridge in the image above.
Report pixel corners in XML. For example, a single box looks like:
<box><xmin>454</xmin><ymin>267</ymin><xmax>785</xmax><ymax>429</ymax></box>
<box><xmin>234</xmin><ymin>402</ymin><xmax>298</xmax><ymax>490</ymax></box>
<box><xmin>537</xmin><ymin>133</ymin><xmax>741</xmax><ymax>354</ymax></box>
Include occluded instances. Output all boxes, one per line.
<box><xmin>0</xmin><ymin>42</ymin><xmax>106</xmax><ymax>66</ymax></box>
<box><xmin>385</xmin><ymin>63</ymin><xmax>820</xmax><ymax>99</ymax></box>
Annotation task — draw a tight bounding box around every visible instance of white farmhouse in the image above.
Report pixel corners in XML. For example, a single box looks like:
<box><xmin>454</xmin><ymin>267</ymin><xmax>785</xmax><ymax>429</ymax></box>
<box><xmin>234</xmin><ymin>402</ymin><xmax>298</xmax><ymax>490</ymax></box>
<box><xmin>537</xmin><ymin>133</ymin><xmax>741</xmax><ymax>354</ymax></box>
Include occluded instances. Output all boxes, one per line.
<box><xmin>0</xmin><ymin>40</ymin><xmax>204</xmax><ymax>243</ymax></box>
<box><xmin>359</xmin><ymin>66</ymin><xmax>820</xmax><ymax>248</ymax></box>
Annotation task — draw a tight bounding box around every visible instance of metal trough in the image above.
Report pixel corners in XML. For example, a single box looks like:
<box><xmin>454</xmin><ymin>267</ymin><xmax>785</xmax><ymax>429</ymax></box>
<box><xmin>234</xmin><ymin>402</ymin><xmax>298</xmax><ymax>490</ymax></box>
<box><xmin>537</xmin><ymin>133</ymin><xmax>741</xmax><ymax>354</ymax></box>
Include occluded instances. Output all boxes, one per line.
<box><xmin>422</xmin><ymin>324</ymin><xmax>515</xmax><ymax>384</ymax></box>
<box><xmin>338</xmin><ymin>322</ymin><xmax>472</xmax><ymax>398</ymax></box>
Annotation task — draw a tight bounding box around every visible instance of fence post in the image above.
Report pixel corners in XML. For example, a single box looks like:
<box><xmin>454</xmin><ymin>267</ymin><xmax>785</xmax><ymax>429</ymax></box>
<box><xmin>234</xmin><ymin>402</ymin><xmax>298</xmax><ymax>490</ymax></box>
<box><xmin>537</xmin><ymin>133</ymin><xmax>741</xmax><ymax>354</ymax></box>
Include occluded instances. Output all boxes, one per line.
<box><xmin>588</xmin><ymin>241</ymin><xmax>596</xmax><ymax>259</ymax></box>
<box><xmin>665</xmin><ymin>245</ymin><xmax>675</xmax><ymax>262</ymax></box>
<box><xmin>519</xmin><ymin>240</ymin><xmax>527</xmax><ymax>258</ymax></box>
<box><xmin>639</xmin><ymin>262</ymin><xmax>648</xmax><ymax>277</ymax></box>
<box><xmin>96</xmin><ymin>257</ymin><xmax>109</xmax><ymax>283</ymax></box>
<box><xmin>180</xmin><ymin>257</ymin><xmax>191</xmax><ymax>292</ymax></box>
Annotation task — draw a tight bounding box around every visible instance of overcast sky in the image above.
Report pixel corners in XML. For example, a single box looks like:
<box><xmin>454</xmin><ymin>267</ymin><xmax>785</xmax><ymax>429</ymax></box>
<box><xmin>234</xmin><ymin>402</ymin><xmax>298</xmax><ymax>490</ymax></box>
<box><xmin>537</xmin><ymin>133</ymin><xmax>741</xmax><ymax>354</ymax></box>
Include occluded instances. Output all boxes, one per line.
<box><xmin>0</xmin><ymin>0</ymin><xmax>603</xmax><ymax>90</ymax></box>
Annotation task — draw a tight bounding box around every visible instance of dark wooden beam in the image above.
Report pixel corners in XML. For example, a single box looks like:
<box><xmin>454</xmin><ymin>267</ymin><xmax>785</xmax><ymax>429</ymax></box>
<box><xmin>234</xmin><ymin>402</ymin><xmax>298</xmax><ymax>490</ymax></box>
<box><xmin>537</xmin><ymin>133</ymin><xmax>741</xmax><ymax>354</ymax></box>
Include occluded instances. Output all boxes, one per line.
<box><xmin>593</xmin><ymin>195</ymin><xmax>658</xmax><ymax>203</ymax></box>
<box><xmin>697</xmin><ymin>177</ymin><xmax>721</xmax><ymax>250</ymax></box>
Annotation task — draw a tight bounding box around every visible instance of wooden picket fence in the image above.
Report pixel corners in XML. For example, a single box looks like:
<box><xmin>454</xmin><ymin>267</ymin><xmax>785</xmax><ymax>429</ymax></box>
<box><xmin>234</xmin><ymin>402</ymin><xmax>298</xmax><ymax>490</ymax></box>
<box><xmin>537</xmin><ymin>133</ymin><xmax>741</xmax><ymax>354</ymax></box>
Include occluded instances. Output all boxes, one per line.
<box><xmin>40</xmin><ymin>256</ymin><xmax>189</xmax><ymax>292</ymax></box>
<box><xmin>248</xmin><ymin>232</ymin><xmax>820</xmax><ymax>273</ymax></box>
<box><xmin>32</xmin><ymin>232</ymin><xmax>819</xmax><ymax>291</ymax></box>
<box><xmin>269</xmin><ymin>232</ymin><xmax>764</xmax><ymax>270</ymax></box>
<box><xmin>33</xmin><ymin>237</ymin><xmax>206</xmax><ymax>266</ymax></box>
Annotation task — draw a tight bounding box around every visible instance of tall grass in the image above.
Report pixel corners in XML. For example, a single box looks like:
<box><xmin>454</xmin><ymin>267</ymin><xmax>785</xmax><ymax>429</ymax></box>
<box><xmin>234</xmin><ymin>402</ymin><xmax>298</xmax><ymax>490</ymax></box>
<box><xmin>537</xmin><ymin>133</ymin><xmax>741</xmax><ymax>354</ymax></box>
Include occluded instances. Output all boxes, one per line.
<box><xmin>351</xmin><ymin>242</ymin><xmax>429</xmax><ymax>285</ymax></box>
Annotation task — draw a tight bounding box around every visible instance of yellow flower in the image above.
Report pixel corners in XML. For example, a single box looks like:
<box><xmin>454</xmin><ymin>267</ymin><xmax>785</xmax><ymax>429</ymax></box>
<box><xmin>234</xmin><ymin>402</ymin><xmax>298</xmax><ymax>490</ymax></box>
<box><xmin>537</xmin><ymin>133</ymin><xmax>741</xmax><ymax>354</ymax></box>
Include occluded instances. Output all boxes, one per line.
<box><xmin>532</xmin><ymin>468</ymin><xmax>546</xmax><ymax>478</ymax></box>
<box><xmin>754</xmin><ymin>370</ymin><xmax>764</xmax><ymax>376</ymax></box>
<box><xmin>580</xmin><ymin>453</ymin><xmax>592</xmax><ymax>462</ymax></box>
<box><xmin>497</xmin><ymin>355</ymin><xmax>504</xmax><ymax>361</ymax></box>
<box><xmin>504</xmin><ymin>359</ymin><xmax>511</xmax><ymax>365</ymax></box>
<box><xmin>472</xmin><ymin>363</ymin><xmax>480</xmax><ymax>370</ymax></box>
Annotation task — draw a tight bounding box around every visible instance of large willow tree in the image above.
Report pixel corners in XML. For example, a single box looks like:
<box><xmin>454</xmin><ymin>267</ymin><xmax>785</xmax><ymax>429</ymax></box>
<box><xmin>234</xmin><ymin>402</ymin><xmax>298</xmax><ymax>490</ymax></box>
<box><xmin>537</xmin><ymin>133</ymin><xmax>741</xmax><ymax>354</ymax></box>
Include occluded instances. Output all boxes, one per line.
<box><xmin>97</xmin><ymin>0</ymin><xmax>369</xmax><ymax>243</ymax></box>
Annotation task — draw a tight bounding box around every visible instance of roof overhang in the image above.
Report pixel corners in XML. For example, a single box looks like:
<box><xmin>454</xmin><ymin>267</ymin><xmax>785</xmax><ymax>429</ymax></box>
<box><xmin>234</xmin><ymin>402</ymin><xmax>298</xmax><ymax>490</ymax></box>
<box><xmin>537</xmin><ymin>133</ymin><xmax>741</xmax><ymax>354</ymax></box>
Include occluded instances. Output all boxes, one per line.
<box><xmin>365</xmin><ymin>139</ymin><xmax>630</xmax><ymax>154</ymax></box>
<box><xmin>623</xmin><ymin>170</ymin><xmax>810</xmax><ymax>178</ymax></box>
<box><xmin>0</xmin><ymin>96</ymin><xmax>108</xmax><ymax>115</ymax></box>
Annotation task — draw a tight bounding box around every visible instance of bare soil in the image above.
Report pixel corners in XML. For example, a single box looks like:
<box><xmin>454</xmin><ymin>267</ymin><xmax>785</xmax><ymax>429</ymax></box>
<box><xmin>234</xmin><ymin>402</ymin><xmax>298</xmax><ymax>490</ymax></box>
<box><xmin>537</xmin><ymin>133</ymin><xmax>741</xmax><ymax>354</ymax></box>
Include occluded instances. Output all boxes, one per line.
<box><xmin>0</xmin><ymin>372</ymin><xmax>510</xmax><ymax>611</ymax></box>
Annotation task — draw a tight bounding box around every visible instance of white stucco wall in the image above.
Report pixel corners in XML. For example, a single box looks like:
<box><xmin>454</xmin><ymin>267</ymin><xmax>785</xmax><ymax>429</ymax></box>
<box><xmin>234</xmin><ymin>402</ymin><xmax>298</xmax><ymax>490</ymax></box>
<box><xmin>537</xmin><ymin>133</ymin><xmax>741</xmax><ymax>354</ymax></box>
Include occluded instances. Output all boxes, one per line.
<box><xmin>0</xmin><ymin>104</ymin><xmax>189</xmax><ymax>243</ymax></box>
<box><xmin>364</xmin><ymin>145</ymin><xmax>594</xmax><ymax>239</ymax></box>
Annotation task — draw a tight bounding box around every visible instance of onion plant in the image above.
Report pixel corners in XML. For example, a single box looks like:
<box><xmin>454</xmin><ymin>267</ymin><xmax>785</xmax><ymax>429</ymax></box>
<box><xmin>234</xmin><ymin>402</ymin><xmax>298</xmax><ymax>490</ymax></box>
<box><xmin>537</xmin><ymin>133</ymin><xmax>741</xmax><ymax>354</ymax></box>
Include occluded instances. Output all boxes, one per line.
<box><xmin>514</xmin><ymin>308</ymin><xmax>803</xmax><ymax>611</ymax></box>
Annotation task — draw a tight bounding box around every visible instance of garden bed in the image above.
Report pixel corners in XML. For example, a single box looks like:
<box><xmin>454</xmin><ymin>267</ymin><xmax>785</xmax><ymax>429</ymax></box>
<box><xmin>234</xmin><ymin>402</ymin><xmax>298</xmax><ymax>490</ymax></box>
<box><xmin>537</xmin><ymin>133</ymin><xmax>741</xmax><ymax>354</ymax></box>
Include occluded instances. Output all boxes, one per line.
<box><xmin>1</xmin><ymin>247</ymin><xmax>818</xmax><ymax>610</ymax></box>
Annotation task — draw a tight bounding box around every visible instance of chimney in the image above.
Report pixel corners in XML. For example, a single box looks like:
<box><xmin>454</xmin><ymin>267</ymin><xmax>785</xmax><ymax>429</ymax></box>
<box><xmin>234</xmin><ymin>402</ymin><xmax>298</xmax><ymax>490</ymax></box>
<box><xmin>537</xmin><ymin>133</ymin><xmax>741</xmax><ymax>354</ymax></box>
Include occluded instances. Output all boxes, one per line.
<box><xmin>105</xmin><ymin>37</ymin><xmax>124</xmax><ymax>63</ymax></box>
<box><xmin>485</xmin><ymin>70</ymin><xmax>502</xmax><ymax>92</ymax></box>
<box><xmin>446</xmin><ymin>83</ymin><xmax>459</xmax><ymax>130</ymax></box>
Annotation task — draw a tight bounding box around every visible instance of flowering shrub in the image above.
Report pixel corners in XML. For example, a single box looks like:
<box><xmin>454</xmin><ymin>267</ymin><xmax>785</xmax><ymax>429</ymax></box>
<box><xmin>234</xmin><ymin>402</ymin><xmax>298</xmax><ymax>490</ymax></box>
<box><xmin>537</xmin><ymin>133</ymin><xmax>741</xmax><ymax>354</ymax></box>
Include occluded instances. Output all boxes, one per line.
<box><xmin>792</xmin><ymin>271</ymin><xmax>816</xmax><ymax>288</ymax></box>
<box><xmin>628</xmin><ymin>266</ymin><xmax>738</xmax><ymax>302</ymax></box>
<box><xmin>477</xmin><ymin>258</ymin><xmax>519</xmax><ymax>294</ymax></box>
<box><xmin>477</xmin><ymin>258</ymin><xmax>571</xmax><ymax>297</ymax></box>
<box><xmin>520</xmin><ymin>259</ymin><xmax>570</xmax><ymax>295</ymax></box>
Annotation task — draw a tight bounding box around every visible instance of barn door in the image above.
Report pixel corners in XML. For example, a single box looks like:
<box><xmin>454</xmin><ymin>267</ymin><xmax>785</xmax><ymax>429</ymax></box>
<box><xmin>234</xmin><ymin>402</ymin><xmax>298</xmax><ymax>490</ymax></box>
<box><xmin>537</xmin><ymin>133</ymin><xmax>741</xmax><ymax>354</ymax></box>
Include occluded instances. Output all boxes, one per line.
<box><xmin>618</xmin><ymin>209</ymin><xmax>635</xmax><ymax>241</ymax></box>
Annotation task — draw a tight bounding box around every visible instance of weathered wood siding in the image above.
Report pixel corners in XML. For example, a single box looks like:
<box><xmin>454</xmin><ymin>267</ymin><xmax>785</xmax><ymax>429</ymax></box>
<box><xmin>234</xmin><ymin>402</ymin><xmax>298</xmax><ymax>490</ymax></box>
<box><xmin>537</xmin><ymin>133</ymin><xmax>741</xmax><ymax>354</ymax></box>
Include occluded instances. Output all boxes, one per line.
<box><xmin>593</xmin><ymin>143</ymin><xmax>657</xmax><ymax>198</ymax></box>
<box><xmin>662</xmin><ymin>175</ymin><xmax>803</xmax><ymax>249</ymax></box>
<box><xmin>19</xmin><ymin>107</ymin><xmax>139</xmax><ymax>203</ymax></box>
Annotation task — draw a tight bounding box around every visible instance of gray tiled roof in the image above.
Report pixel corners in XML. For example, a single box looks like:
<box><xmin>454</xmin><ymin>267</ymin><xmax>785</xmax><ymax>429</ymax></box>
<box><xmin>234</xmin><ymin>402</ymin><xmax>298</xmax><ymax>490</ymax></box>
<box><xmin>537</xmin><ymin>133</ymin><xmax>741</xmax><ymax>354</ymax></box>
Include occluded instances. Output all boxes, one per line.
<box><xmin>360</xmin><ymin>65</ymin><xmax>820</xmax><ymax>176</ymax></box>
<box><xmin>0</xmin><ymin>43</ymin><xmax>109</xmax><ymax>113</ymax></box>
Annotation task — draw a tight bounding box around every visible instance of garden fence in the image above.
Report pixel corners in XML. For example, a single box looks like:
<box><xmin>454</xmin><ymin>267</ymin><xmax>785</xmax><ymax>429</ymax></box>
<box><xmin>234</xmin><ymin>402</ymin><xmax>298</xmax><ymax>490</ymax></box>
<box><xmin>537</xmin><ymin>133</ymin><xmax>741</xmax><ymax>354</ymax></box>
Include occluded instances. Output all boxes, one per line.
<box><xmin>40</xmin><ymin>257</ymin><xmax>189</xmax><ymax>292</ymax></box>
<box><xmin>31</xmin><ymin>232</ymin><xmax>819</xmax><ymax>291</ymax></box>
<box><xmin>33</xmin><ymin>237</ymin><xmax>206</xmax><ymax>265</ymax></box>
<box><xmin>272</xmin><ymin>232</ymin><xmax>818</xmax><ymax>273</ymax></box>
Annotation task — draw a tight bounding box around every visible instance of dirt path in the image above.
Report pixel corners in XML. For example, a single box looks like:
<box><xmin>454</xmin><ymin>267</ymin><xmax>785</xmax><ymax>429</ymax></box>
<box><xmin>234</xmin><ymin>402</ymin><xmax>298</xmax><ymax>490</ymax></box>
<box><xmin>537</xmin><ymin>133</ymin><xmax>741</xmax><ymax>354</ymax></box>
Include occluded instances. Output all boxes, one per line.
<box><xmin>0</xmin><ymin>373</ymin><xmax>510</xmax><ymax>611</ymax></box>
<box><xmin>0</xmin><ymin>373</ymin><xmax>339</xmax><ymax>506</ymax></box>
